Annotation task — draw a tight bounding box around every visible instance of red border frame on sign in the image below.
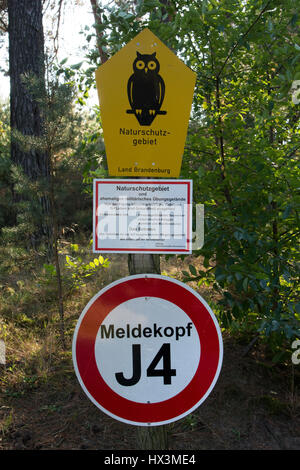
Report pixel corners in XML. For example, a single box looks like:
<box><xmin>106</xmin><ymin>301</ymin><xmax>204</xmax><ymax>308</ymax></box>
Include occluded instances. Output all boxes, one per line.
<box><xmin>94</xmin><ymin>180</ymin><xmax>192</xmax><ymax>253</ymax></box>
<box><xmin>73</xmin><ymin>275</ymin><xmax>222</xmax><ymax>425</ymax></box>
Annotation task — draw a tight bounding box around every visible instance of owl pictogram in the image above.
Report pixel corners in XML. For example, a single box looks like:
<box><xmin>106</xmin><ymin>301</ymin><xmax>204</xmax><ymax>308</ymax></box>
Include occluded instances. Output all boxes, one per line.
<box><xmin>126</xmin><ymin>52</ymin><xmax>167</xmax><ymax>126</ymax></box>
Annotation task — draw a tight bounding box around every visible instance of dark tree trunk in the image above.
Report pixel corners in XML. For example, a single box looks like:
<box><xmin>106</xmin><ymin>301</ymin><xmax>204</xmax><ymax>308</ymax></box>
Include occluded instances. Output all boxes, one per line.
<box><xmin>8</xmin><ymin>0</ymin><xmax>50</xmax><ymax>244</ymax></box>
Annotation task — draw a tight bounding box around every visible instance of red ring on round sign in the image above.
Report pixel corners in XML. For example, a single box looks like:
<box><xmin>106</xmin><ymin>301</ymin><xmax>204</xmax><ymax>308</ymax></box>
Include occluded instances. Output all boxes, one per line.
<box><xmin>72</xmin><ymin>275</ymin><xmax>223</xmax><ymax>426</ymax></box>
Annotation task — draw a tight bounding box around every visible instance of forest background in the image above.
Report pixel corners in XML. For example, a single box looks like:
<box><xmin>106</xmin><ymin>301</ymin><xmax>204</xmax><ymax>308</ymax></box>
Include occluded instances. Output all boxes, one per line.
<box><xmin>0</xmin><ymin>0</ymin><xmax>299</xmax><ymax>451</ymax></box>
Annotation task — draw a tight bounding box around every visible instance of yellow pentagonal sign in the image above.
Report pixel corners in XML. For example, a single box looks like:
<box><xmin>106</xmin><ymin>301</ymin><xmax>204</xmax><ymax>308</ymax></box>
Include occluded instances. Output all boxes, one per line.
<box><xmin>95</xmin><ymin>28</ymin><xmax>196</xmax><ymax>178</ymax></box>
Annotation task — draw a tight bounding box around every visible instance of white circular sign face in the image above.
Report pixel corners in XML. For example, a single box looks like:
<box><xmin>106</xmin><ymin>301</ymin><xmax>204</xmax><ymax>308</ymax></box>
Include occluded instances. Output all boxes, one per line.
<box><xmin>73</xmin><ymin>274</ymin><xmax>223</xmax><ymax>426</ymax></box>
<box><xmin>95</xmin><ymin>297</ymin><xmax>201</xmax><ymax>404</ymax></box>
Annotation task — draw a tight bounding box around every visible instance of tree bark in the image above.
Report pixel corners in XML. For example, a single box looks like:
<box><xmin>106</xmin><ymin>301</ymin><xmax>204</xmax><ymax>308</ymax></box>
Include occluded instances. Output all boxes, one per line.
<box><xmin>8</xmin><ymin>0</ymin><xmax>50</xmax><ymax>245</ymax></box>
<box><xmin>136</xmin><ymin>423</ymin><xmax>169</xmax><ymax>450</ymax></box>
<box><xmin>90</xmin><ymin>0</ymin><xmax>109</xmax><ymax>64</ymax></box>
<box><xmin>128</xmin><ymin>254</ymin><xmax>161</xmax><ymax>275</ymax></box>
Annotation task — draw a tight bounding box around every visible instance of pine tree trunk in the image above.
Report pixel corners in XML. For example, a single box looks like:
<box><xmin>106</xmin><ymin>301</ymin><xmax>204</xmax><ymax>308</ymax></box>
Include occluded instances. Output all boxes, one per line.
<box><xmin>136</xmin><ymin>425</ymin><xmax>169</xmax><ymax>450</ymax></box>
<box><xmin>128</xmin><ymin>254</ymin><xmax>169</xmax><ymax>450</ymax></box>
<box><xmin>8</xmin><ymin>0</ymin><xmax>50</xmax><ymax>246</ymax></box>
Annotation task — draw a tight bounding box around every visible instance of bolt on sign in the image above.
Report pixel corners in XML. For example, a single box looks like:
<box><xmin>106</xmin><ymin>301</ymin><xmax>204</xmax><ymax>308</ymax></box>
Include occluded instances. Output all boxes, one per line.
<box><xmin>95</xmin><ymin>28</ymin><xmax>196</xmax><ymax>178</ymax></box>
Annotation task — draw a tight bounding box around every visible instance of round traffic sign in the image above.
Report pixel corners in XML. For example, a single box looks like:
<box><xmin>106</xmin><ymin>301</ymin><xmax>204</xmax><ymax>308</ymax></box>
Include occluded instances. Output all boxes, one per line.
<box><xmin>72</xmin><ymin>274</ymin><xmax>223</xmax><ymax>426</ymax></box>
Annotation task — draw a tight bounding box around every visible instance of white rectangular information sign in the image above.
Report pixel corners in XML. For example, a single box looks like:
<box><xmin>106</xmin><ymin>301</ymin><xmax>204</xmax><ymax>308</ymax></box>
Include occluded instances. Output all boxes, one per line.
<box><xmin>93</xmin><ymin>179</ymin><xmax>192</xmax><ymax>254</ymax></box>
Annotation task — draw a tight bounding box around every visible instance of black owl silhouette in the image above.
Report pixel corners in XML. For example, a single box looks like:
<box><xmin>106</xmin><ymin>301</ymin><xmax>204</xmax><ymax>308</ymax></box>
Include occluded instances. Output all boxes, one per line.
<box><xmin>126</xmin><ymin>52</ymin><xmax>166</xmax><ymax>126</ymax></box>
